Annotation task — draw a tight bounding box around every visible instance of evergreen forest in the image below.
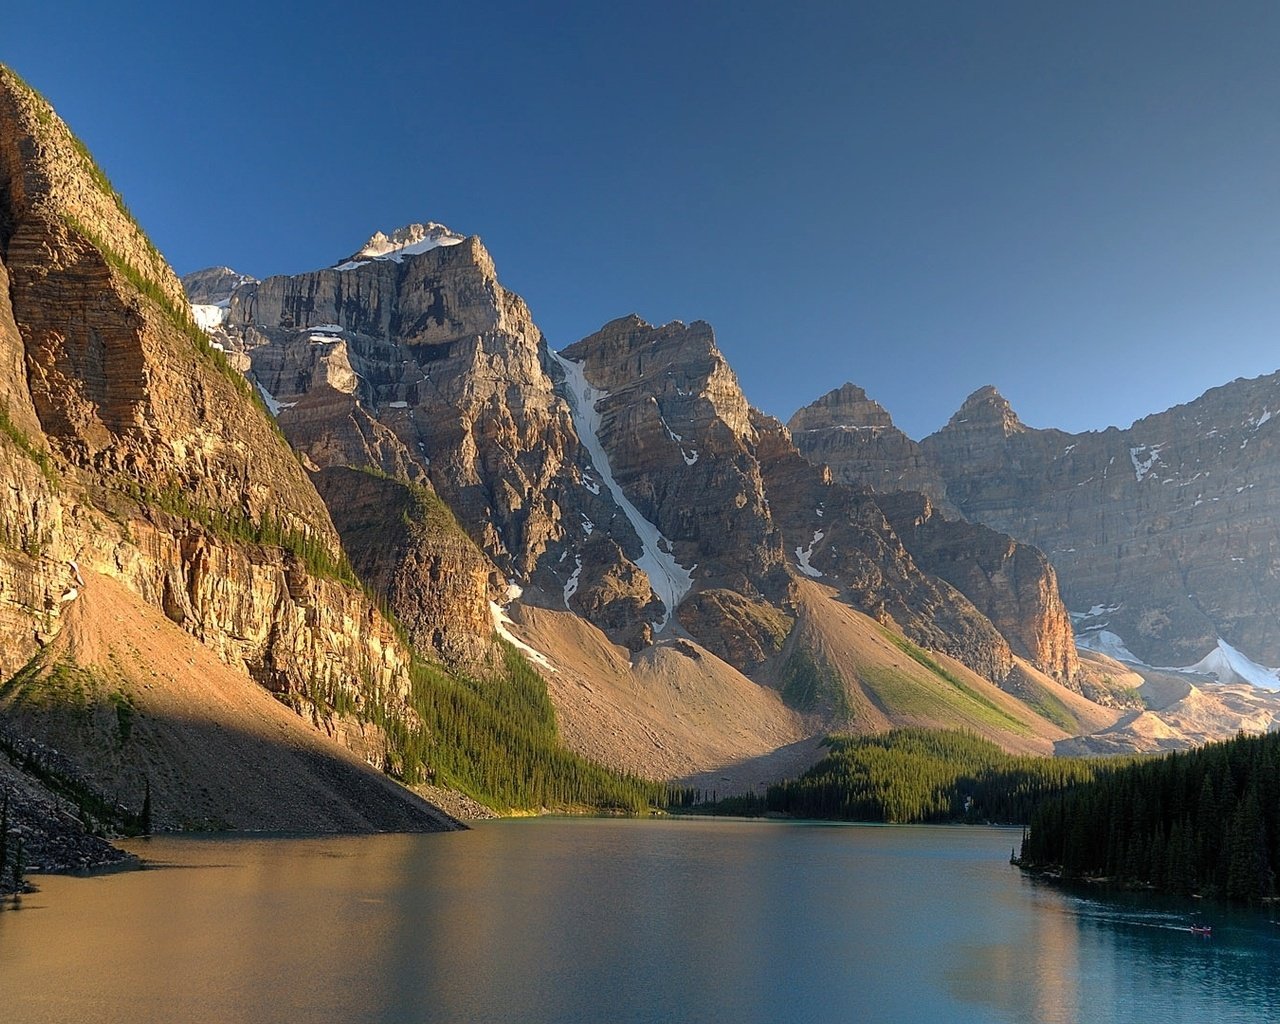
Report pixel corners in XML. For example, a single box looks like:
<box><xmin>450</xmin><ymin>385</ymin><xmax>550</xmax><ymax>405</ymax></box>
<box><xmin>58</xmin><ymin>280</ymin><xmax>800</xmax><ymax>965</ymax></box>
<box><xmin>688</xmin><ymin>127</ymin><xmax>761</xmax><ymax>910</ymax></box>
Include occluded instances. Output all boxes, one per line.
<box><xmin>680</xmin><ymin>729</ymin><xmax>1123</xmax><ymax>824</ymax></box>
<box><xmin>1018</xmin><ymin>731</ymin><xmax>1280</xmax><ymax>902</ymax></box>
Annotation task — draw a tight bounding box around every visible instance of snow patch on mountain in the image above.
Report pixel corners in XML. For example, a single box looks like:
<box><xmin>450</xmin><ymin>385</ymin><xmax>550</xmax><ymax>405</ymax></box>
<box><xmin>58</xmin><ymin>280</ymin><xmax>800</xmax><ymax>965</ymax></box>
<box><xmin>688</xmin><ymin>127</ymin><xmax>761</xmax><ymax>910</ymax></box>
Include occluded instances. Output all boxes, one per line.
<box><xmin>489</xmin><ymin>600</ymin><xmax>557</xmax><ymax>672</ymax></box>
<box><xmin>335</xmin><ymin>222</ymin><xmax>465</xmax><ymax>271</ymax></box>
<box><xmin>563</xmin><ymin>555</ymin><xmax>583</xmax><ymax>608</ymax></box>
<box><xmin>254</xmin><ymin>380</ymin><xmax>294</xmax><ymax>416</ymax></box>
<box><xmin>1179</xmin><ymin>639</ymin><xmax>1280</xmax><ymax>690</ymax></box>
<box><xmin>1076</xmin><ymin>626</ymin><xmax>1280</xmax><ymax>691</ymax></box>
<box><xmin>1075</xmin><ymin>629</ymin><xmax>1142</xmax><ymax>663</ymax></box>
<box><xmin>1129</xmin><ymin>444</ymin><xmax>1163</xmax><ymax>482</ymax></box>
<box><xmin>795</xmin><ymin>530</ymin><xmax>825</xmax><ymax>578</ymax></box>
<box><xmin>549</xmin><ymin>349</ymin><xmax>694</xmax><ymax>630</ymax></box>
<box><xmin>192</xmin><ymin>302</ymin><xmax>229</xmax><ymax>331</ymax></box>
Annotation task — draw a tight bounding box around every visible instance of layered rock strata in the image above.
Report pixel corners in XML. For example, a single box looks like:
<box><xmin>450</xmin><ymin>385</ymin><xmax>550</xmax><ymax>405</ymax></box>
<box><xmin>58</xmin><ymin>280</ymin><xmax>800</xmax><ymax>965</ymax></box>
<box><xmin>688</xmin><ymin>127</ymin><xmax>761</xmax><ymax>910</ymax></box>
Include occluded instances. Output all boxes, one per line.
<box><xmin>0</xmin><ymin>66</ymin><xmax>444</xmax><ymax>828</ymax></box>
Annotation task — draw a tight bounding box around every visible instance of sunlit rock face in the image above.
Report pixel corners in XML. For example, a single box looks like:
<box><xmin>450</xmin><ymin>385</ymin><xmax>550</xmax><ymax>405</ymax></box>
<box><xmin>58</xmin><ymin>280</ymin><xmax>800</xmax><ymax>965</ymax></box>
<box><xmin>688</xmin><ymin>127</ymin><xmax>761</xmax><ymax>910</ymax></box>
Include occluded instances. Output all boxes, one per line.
<box><xmin>204</xmin><ymin>230</ymin><xmax>664</xmax><ymax>651</ymax></box>
<box><xmin>791</xmin><ymin>369</ymin><xmax>1280</xmax><ymax>676</ymax></box>
<box><xmin>0</xmin><ymin>66</ymin><xmax>446</xmax><ymax>813</ymax></box>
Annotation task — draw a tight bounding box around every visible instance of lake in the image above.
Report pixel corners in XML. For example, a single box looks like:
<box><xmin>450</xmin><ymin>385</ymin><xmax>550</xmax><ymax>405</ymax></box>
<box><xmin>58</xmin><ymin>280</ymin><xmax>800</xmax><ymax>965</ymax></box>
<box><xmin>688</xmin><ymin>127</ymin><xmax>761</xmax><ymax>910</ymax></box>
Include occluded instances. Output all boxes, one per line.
<box><xmin>0</xmin><ymin>818</ymin><xmax>1277</xmax><ymax>1023</ymax></box>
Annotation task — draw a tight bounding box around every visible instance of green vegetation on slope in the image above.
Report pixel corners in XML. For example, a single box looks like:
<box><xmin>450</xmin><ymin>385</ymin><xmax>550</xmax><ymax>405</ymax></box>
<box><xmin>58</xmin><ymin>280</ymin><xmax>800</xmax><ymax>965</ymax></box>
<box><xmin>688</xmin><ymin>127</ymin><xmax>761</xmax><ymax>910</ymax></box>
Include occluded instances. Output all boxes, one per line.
<box><xmin>367</xmin><ymin>643</ymin><xmax>668</xmax><ymax>814</ymax></box>
<box><xmin>880</xmin><ymin>629</ymin><xmax>1032</xmax><ymax>735</ymax></box>
<box><xmin>779</xmin><ymin>644</ymin><xmax>848</xmax><ymax>718</ymax></box>
<box><xmin>684</xmin><ymin>729</ymin><xmax>1124</xmax><ymax>824</ymax></box>
<box><xmin>60</xmin><ymin>213</ymin><xmax>258</xmax><ymax>404</ymax></box>
<box><xmin>1019</xmin><ymin>731</ymin><xmax>1280</xmax><ymax>903</ymax></box>
<box><xmin>0</xmin><ymin>658</ymin><xmax>151</xmax><ymax>836</ymax></box>
<box><xmin>119</xmin><ymin>480</ymin><xmax>359</xmax><ymax>586</ymax></box>
<box><xmin>0</xmin><ymin>402</ymin><xmax>58</xmax><ymax>486</ymax></box>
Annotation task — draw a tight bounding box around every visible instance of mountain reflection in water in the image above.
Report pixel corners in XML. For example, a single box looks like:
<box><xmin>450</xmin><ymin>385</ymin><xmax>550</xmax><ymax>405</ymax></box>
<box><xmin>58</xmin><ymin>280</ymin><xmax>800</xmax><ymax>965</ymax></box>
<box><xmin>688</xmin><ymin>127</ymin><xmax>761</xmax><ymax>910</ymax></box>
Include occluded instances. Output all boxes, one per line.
<box><xmin>1</xmin><ymin>820</ymin><xmax>1276</xmax><ymax>1024</ymax></box>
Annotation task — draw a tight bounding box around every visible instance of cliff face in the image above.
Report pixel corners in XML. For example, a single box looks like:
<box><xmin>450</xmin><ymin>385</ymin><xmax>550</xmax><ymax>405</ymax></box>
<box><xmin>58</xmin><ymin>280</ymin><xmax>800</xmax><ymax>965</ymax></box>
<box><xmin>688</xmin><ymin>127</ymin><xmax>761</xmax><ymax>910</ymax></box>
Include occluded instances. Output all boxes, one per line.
<box><xmin>554</xmin><ymin>317</ymin><xmax>1039</xmax><ymax>688</ymax></box>
<box><xmin>922</xmin><ymin>380</ymin><xmax>1280</xmax><ymax>668</ymax></box>
<box><xmin>559</xmin><ymin>316</ymin><xmax>787</xmax><ymax>601</ymax></box>
<box><xmin>792</xmin><ymin>370</ymin><xmax>1280</xmax><ymax>674</ymax></box>
<box><xmin>313</xmin><ymin>466</ymin><xmax>495</xmax><ymax>664</ymax></box>
<box><xmin>0</xmin><ymin>66</ymin><xmax>445</xmax><ymax>830</ymax></box>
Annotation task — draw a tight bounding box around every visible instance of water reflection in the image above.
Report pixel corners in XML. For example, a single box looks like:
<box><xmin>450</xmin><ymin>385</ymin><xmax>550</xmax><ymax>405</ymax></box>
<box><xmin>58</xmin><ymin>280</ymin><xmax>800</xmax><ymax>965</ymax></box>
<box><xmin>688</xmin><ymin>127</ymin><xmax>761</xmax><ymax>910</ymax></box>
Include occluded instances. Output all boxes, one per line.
<box><xmin>950</xmin><ymin>873</ymin><xmax>1280</xmax><ymax>1024</ymax></box>
<box><xmin>0</xmin><ymin>821</ymin><xmax>1276</xmax><ymax>1024</ymax></box>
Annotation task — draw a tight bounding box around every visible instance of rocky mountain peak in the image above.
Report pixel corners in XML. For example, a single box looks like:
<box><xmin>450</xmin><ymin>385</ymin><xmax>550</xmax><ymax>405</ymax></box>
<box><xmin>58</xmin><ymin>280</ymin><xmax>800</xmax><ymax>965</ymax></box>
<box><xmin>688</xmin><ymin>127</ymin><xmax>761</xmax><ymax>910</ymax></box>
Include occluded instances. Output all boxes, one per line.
<box><xmin>788</xmin><ymin>382</ymin><xmax>896</xmax><ymax>433</ymax></box>
<box><xmin>336</xmin><ymin>221</ymin><xmax>466</xmax><ymax>269</ymax></box>
<box><xmin>948</xmin><ymin>385</ymin><xmax>1025</xmax><ymax>436</ymax></box>
<box><xmin>788</xmin><ymin>382</ymin><xmax>952</xmax><ymax>508</ymax></box>
<box><xmin>563</xmin><ymin>315</ymin><xmax>753</xmax><ymax>440</ymax></box>
<box><xmin>181</xmin><ymin>266</ymin><xmax>257</xmax><ymax>306</ymax></box>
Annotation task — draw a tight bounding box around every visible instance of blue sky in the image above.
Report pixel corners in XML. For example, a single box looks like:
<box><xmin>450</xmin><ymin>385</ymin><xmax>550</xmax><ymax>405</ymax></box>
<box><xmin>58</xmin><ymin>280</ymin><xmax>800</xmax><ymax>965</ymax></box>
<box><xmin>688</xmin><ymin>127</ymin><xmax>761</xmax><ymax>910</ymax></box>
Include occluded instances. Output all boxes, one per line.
<box><xmin>7</xmin><ymin>1</ymin><xmax>1280</xmax><ymax>437</ymax></box>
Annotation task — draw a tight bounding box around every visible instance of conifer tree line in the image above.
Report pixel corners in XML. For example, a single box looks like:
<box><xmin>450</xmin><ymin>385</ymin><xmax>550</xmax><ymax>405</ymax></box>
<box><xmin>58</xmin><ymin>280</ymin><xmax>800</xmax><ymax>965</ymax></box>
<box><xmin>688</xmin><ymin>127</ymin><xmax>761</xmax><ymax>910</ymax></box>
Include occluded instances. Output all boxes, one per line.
<box><xmin>373</xmin><ymin>643</ymin><xmax>670</xmax><ymax>814</ymax></box>
<box><xmin>1019</xmin><ymin>731</ymin><xmax>1280</xmax><ymax>902</ymax></box>
<box><xmin>684</xmin><ymin>729</ymin><xmax>1123</xmax><ymax>824</ymax></box>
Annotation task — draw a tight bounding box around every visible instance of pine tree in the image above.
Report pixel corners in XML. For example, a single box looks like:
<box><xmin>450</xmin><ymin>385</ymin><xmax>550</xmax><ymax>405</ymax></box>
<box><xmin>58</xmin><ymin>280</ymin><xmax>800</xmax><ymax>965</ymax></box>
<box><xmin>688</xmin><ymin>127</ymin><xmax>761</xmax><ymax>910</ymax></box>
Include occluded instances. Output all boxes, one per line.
<box><xmin>140</xmin><ymin>778</ymin><xmax>152</xmax><ymax>836</ymax></box>
<box><xmin>0</xmin><ymin>791</ymin><xmax>8</xmax><ymax>891</ymax></box>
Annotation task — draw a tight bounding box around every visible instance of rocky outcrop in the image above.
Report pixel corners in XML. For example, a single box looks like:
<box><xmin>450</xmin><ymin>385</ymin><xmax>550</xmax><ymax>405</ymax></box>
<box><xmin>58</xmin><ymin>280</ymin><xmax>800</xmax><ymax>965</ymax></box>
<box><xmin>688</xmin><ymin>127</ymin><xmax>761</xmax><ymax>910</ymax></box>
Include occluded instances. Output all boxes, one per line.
<box><xmin>182</xmin><ymin>265</ymin><xmax>256</xmax><ymax>306</ymax></box>
<box><xmin>313</xmin><ymin>466</ymin><xmax>497</xmax><ymax>664</ymax></box>
<box><xmin>875</xmin><ymin>491</ymin><xmax>1079</xmax><ymax>685</ymax></box>
<box><xmin>788</xmin><ymin>383</ymin><xmax>951</xmax><ymax>507</ymax></box>
<box><xmin>676</xmin><ymin>589</ymin><xmax>793</xmax><ymax>674</ymax></box>
<box><xmin>560</xmin><ymin>316</ymin><xmax>787</xmax><ymax>600</ymax></box>
<box><xmin>749</xmin><ymin>412</ymin><xmax>1018</xmax><ymax>683</ymax></box>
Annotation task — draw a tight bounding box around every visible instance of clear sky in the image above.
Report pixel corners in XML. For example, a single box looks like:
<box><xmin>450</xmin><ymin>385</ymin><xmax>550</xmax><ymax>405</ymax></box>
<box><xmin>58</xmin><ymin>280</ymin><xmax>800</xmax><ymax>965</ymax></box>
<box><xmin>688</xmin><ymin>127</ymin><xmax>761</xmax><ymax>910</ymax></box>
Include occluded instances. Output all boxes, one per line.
<box><xmin>7</xmin><ymin>1</ymin><xmax>1280</xmax><ymax>438</ymax></box>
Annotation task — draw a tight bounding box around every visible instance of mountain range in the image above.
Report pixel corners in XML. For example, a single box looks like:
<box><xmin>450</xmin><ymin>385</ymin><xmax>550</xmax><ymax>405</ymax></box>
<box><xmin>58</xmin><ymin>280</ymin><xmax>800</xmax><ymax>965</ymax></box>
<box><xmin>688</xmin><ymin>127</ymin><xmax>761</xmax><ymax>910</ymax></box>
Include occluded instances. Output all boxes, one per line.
<box><xmin>3</xmin><ymin>66</ymin><xmax>1280</xmax><ymax>863</ymax></box>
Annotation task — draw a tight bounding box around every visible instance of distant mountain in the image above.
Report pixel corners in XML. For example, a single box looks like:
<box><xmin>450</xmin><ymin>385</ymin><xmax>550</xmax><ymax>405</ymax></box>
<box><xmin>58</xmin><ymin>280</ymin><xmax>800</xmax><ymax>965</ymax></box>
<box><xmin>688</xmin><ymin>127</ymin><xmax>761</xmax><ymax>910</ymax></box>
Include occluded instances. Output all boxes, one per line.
<box><xmin>792</xmin><ymin>375</ymin><xmax>1280</xmax><ymax>678</ymax></box>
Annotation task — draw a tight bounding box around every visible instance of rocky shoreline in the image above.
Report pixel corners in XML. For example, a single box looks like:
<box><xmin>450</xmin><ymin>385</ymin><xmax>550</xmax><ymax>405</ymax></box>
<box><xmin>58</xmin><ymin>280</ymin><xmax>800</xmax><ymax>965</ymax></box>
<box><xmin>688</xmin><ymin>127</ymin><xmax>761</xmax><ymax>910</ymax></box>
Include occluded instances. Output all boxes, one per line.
<box><xmin>1</xmin><ymin>755</ymin><xmax>136</xmax><ymax>896</ymax></box>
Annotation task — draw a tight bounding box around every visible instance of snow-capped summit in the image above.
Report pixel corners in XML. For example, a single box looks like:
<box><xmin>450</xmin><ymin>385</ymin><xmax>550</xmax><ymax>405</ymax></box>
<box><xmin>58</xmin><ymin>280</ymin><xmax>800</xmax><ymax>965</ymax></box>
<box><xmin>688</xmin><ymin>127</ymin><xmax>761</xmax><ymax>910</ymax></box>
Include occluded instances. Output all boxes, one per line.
<box><xmin>334</xmin><ymin>222</ymin><xmax>466</xmax><ymax>271</ymax></box>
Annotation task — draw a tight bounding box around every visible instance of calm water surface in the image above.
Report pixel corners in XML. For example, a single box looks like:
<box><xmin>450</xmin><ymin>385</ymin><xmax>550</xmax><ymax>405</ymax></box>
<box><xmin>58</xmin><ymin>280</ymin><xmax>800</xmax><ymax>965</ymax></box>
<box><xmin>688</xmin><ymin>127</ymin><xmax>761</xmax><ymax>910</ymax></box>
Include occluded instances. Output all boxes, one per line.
<box><xmin>0</xmin><ymin>818</ymin><xmax>1276</xmax><ymax>1023</ymax></box>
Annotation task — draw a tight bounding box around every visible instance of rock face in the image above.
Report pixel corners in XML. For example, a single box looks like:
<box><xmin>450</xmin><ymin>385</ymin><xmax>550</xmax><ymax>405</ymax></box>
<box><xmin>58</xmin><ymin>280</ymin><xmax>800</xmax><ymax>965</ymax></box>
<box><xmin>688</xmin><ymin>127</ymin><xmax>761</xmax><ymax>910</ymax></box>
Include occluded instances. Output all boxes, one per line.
<box><xmin>557</xmin><ymin>317</ymin><xmax>1037</xmax><ymax>686</ymax></box>
<box><xmin>313</xmin><ymin>466</ymin><xmax>495</xmax><ymax>664</ymax></box>
<box><xmin>183</xmin><ymin>265</ymin><xmax>257</xmax><ymax>306</ymax></box>
<box><xmin>875</xmin><ymin>491</ymin><xmax>1079</xmax><ymax>685</ymax></box>
<box><xmin>788</xmin><ymin>383</ymin><xmax>951</xmax><ymax>507</ymax></box>
<box><xmin>0</xmin><ymin>66</ymin><xmax>448</xmax><ymax>831</ymax></box>
<box><xmin>922</xmin><ymin>380</ymin><xmax>1280</xmax><ymax>667</ymax></box>
<box><xmin>559</xmin><ymin>316</ymin><xmax>788</xmax><ymax>602</ymax></box>
<box><xmin>202</xmin><ymin>229</ymin><xmax>667</xmax><ymax>651</ymax></box>
<box><xmin>792</xmin><ymin>372</ymin><xmax>1280</xmax><ymax>673</ymax></box>
<box><xmin>749</xmin><ymin>412</ymin><xmax>1018</xmax><ymax>684</ymax></box>
<box><xmin>786</xmin><ymin>381</ymin><xmax>1083</xmax><ymax>685</ymax></box>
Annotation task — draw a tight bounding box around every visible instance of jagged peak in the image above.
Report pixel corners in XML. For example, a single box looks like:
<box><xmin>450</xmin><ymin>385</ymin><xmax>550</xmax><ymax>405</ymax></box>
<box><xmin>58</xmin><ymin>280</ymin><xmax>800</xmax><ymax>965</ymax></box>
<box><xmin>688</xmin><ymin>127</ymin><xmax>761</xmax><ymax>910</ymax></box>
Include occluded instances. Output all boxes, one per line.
<box><xmin>788</xmin><ymin>381</ymin><xmax>896</xmax><ymax>433</ymax></box>
<box><xmin>334</xmin><ymin>221</ymin><xmax>467</xmax><ymax>271</ymax></box>
<box><xmin>181</xmin><ymin>266</ymin><xmax>257</xmax><ymax>307</ymax></box>
<box><xmin>945</xmin><ymin>385</ymin><xmax>1025</xmax><ymax>434</ymax></box>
